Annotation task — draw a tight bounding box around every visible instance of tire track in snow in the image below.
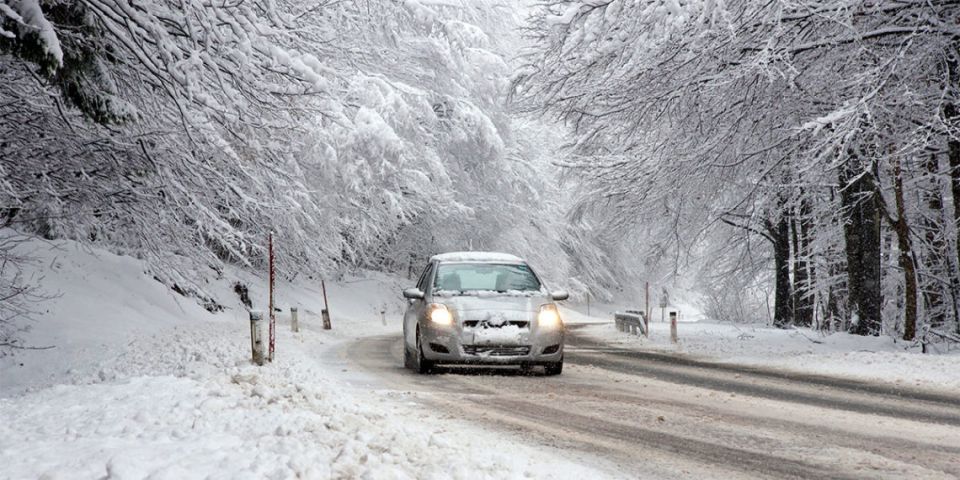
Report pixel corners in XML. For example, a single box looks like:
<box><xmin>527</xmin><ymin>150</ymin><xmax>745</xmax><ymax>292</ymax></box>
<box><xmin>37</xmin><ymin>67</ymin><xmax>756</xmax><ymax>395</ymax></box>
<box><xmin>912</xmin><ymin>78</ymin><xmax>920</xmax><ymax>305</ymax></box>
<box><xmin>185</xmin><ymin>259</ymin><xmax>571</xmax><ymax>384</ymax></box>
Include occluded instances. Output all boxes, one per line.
<box><xmin>344</xmin><ymin>333</ymin><xmax>960</xmax><ymax>479</ymax></box>
<box><xmin>564</xmin><ymin>327</ymin><xmax>960</xmax><ymax>427</ymax></box>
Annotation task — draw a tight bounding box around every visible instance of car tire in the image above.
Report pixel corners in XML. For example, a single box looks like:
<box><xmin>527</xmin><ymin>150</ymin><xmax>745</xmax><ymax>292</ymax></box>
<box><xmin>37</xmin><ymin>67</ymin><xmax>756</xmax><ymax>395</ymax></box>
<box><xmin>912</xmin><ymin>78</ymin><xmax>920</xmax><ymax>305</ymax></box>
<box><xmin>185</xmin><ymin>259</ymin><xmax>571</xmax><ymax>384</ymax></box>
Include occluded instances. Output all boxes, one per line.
<box><xmin>404</xmin><ymin>343</ymin><xmax>415</xmax><ymax>369</ymax></box>
<box><xmin>544</xmin><ymin>358</ymin><xmax>563</xmax><ymax>376</ymax></box>
<box><xmin>415</xmin><ymin>327</ymin><xmax>435</xmax><ymax>374</ymax></box>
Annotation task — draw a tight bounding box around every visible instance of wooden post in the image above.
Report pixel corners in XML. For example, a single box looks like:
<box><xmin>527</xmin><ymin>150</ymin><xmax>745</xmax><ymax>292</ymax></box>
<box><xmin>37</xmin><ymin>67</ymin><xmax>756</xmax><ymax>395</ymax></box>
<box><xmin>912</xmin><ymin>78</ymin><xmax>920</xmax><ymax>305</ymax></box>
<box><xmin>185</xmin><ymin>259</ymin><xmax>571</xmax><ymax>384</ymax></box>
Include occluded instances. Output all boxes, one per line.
<box><xmin>268</xmin><ymin>232</ymin><xmax>276</xmax><ymax>362</ymax></box>
<box><xmin>321</xmin><ymin>279</ymin><xmax>332</xmax><ymax>330</ymax></box>
<box><xmin>291</xmin><ymin>307</ymin><xmax>299</xmax><ymax>333</ymax></box>
<box><xmin>250</xmin><ymin>310</ymin><xmax>265</xmax><ymax>366</ymax></box>
<box><xmin>586</xmin><ymin>292</ymin><xmax>591</xmax><ymax>317</ymax></box>
<box><xmin>381</xmin><ymin>307</ymin><xmax>387</xmax><ymax>326</ymax></box>
<box><xmin>670</xmin><ymin>311</ymin><xmax>678</xmax><ymax>344</ymax></box>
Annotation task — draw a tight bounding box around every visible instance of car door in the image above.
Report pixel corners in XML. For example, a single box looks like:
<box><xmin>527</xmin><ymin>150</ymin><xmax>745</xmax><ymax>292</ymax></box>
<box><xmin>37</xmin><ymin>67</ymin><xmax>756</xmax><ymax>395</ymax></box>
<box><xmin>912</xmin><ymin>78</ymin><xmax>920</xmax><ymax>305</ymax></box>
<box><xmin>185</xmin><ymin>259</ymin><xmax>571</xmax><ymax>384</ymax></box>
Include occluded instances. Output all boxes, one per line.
<box><xmin>404</xmin><ymin>261</ymin><xmax>434</xmax><ymax>349</ymax></box>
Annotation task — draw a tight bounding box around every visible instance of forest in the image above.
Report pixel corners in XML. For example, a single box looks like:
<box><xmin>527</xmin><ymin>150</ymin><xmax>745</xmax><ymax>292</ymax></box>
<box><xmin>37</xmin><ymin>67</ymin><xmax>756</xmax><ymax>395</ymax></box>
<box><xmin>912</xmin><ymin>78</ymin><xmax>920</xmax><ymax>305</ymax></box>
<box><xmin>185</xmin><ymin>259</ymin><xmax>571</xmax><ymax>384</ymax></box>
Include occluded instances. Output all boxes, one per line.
<box><xmin>3</xmin><ymin>0</ymin><xmax>960</xmax><ymax>346</ymax></box>
<box><xmin>514</xmin><ymin>0</ymin><xmax>960</xmax><ymax>341</ymax></box>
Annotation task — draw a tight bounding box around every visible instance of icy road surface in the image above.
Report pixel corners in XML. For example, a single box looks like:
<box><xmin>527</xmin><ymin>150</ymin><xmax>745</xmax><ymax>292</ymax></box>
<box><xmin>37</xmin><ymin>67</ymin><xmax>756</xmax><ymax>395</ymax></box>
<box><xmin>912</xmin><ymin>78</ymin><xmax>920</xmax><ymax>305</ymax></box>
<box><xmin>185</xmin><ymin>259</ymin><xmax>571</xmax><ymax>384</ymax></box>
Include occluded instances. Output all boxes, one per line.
<box><xmin>340</xmin><ymin>325</ymin><xmax>960</xmax><ymax>480</ymax></box>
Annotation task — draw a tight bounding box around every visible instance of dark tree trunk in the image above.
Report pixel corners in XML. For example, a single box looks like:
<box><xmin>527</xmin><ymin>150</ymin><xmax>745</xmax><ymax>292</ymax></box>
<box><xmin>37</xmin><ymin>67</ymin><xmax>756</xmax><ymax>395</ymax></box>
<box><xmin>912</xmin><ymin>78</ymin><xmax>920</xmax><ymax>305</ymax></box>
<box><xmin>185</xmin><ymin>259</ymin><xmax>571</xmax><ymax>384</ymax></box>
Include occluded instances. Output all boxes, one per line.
<box><xmin>840</xmin><ymin>150</ymin><xmax>883</xmax><ymax>336</ymax></box>
<box><xmin>825</xmin><ymin>258</ymin><xmax>845</xmax><ymax>332</ymax></box>
<box><xmin>801</xmin><ymin>202</ymin><xmax>817</xmax><ymax>326</ymax></box>
<box><xmin>823</xmin><ymin>188</ymin><xmax>844</xmax><ymax>331</ymax></box>
<box><xmin>791</xmin><ymin>215</ymin><xmax>800</xmax><ymax>320</ymax></box>
<box><xmin>769</xmin><ymin>214</ymin><xmax>793</xmax><ymax>328</ymax></box>
<box><xmin>945</xmin><ymin>47</ymin><xmax>960</xmax><ymax>334</ymax></box>
<box><xmin>892</xmin><ymin>157</ymin><xmax>918</xmax><ymax>341</ymax></box>
<box><xmin>920</xmin><ymin>153</ymin><xmax>948</xmax><ymax>328</ymax></box>
<box><xmin>792</xmin><ymin>198</ymin><xmax>814</xmax><ymax>327</ymax></box>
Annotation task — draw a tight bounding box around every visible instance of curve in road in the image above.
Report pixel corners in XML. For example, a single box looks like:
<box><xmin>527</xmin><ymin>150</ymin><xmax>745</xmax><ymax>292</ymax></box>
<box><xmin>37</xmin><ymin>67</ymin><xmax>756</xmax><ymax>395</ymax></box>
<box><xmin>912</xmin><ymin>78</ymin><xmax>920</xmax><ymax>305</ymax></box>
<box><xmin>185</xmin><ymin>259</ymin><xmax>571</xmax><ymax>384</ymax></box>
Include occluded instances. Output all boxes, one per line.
<box><xmin>342</xmin><ymin>326</ymin><xmax>960</xmax><ymax>479</ymax></box>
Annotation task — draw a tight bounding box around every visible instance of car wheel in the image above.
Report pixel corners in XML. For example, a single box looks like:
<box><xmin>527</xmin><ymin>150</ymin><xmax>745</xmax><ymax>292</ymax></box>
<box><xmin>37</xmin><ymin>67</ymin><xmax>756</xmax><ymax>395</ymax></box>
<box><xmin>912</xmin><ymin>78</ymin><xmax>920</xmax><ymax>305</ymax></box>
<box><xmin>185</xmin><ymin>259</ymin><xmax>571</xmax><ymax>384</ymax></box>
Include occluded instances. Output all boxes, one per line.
<box><xmin>544</xmin><ymin>358</ymin><xmax>563</xmax><ymax>376</ymax></box>
<box><xmin>404</xmin><ymin>342</ymin><xmax>415</xmax><ymax>369</ymax></box>
<box><xmin>415</xmin><ymin>327</ymin><xmax>435</xmax><ymax>374</ymax></box>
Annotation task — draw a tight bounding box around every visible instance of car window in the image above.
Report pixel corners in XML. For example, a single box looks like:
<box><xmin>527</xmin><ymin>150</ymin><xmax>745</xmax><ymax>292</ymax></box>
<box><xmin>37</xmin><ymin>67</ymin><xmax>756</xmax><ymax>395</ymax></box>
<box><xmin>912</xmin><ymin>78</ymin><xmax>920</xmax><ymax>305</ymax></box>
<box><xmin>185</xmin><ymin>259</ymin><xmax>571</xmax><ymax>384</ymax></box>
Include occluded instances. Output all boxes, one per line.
<box><xmin>433</xmin><ymin>263</ymin><xmax>541</xmax><ymax>292</ymax></box>
<box><xmin>415</xmin><ymin>262</ymin><xmax>433</xmax><ymax>291</ymax></box>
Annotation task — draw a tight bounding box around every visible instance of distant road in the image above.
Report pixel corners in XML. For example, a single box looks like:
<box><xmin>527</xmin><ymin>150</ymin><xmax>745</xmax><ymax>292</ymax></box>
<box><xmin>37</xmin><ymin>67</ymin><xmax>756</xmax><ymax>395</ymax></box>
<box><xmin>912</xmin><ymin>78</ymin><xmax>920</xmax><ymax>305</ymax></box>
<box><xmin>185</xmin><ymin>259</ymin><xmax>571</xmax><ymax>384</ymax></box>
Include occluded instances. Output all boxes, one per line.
<box><xmin>344</xmin><ymin>325</ymin><xmax>960</xmax><ymax>479</ymax></box>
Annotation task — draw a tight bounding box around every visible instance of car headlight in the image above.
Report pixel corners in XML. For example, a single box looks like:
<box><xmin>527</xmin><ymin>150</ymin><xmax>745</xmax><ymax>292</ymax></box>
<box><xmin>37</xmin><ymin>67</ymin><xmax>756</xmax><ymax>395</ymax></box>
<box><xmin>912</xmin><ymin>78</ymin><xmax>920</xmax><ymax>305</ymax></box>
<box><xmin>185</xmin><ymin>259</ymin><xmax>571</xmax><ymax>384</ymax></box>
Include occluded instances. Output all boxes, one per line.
<box><xmin>538</xmin><ymin>303</ymin><xmax>561</xmax><ymax>328</ymax></box>
<box><xmin>427</xmin><ymin>303</ymin><xmax>453</xmax><ymax>325</ymax></box>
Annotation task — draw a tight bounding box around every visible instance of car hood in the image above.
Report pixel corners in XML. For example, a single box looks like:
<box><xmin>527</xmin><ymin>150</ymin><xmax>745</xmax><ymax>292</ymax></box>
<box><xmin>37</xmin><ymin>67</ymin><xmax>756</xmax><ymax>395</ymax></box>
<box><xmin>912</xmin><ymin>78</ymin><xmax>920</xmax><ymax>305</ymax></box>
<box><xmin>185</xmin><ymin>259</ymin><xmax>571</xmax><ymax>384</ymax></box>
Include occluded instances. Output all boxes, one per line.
<box><xmin>435</xmin><ymin>293</ymin><xmax>548</xmax><ymax>315</ymax></box>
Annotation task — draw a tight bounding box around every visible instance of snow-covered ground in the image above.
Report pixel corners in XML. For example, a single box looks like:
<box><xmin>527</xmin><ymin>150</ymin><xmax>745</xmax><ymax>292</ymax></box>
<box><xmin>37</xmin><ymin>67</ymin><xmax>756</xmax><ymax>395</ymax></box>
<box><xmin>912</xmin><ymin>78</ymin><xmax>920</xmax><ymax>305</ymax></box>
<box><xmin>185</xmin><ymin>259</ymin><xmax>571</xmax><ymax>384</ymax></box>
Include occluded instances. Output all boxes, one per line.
<box><xmin>5</xmin><ymin>232</ymin><xmax>959</xmax><ymax>479</ymax></box>
<box><xmin>564</xmin><ymin>305</ymin><xmax>960</xmax><ymax>392</ymax></box>
<box><xmin>0</xmin><ymin>235</ymin><xmax>607</xmax><ymax>479</ymax></box>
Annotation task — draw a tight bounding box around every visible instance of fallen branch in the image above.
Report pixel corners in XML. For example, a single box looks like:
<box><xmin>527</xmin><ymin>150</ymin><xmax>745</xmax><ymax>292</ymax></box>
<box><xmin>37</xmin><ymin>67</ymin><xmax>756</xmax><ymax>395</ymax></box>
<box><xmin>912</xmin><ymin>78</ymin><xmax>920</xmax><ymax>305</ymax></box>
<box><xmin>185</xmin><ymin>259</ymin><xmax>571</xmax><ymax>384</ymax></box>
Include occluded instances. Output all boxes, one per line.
<box><xmin>0</xmin><ymin>342</ymin><xmax>55</xmax><ymax>350</ymax></box>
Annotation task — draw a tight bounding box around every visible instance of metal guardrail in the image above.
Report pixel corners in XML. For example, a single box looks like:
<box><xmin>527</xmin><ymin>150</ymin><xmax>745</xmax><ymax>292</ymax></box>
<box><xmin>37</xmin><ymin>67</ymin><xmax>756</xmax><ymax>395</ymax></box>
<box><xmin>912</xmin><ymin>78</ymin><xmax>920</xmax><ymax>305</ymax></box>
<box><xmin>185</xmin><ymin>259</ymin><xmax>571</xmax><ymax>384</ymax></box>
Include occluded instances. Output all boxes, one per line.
<box><xmin>614</xmin><ymin>310</ymin><xmax>647</xmax><ymax>336</ymax></box>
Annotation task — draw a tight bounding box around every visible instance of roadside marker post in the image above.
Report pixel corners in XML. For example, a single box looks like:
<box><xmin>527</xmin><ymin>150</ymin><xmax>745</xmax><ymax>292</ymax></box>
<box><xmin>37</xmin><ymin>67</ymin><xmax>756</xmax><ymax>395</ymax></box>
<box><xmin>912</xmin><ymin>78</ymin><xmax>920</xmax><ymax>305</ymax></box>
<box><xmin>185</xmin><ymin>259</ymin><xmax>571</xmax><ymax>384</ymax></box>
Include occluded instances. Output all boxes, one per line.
<box><xmin>670</xmin><ymin>311</ymin><xmax>678</xmax><ymax>344</ymax></box>
<box><xmin>321</xmin><ymin>279</ymin><xmax>332</xmax><ymax>330</ymax></box>
<box><xmin>659</xmin><ymin>289</ymin><xmax>668</xmax><ymax>323</ymax></box>
<box><xmin>249</xmin><ymin>310</ymin><xmax>265</xmax><ymax>366</ymax></box>
<box><xmin>291</xmin><ymin>307</ymin><xmax>299</xmax><ymax>333</ymax></box>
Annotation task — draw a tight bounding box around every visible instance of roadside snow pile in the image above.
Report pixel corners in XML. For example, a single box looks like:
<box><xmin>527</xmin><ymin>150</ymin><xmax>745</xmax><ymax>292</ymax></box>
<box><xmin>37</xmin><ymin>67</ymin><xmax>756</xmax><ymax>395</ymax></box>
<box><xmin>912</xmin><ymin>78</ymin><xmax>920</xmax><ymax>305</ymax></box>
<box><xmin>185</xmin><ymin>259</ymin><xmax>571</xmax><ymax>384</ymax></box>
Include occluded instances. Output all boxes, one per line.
<box><xmin>569</xmin><ymin>310</ymin><xmax>960</xmax><ymax>392</ymax></box>
<box><xmin>0</xmin><ymin>232</ymin><xmax>222</xmax><ymax>394</ymax></box>
<box><xmin>1</xmin><ymin>322</ymin><xmax>596</xmax><ymax>479</ymax></box>
<box><xmin>0</xmin><ymin>234</ymin><xmax>605</xmax><ymax>479</ymax></box>
<box><xmin>0</xmin><ymin>230</ymin><xmax>405</xmax><ymax>396</ymax></box>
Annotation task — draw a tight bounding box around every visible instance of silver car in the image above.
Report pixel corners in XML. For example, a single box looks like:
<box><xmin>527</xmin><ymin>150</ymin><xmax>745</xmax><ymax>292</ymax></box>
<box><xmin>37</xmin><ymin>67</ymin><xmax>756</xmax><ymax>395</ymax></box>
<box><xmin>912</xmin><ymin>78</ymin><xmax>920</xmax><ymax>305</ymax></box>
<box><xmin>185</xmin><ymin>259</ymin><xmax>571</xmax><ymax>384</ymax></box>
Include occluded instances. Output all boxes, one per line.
<box><xmin>402</xmin><ymin>252</ymin><xmax>568</xmax><ymax>375</ymax></box>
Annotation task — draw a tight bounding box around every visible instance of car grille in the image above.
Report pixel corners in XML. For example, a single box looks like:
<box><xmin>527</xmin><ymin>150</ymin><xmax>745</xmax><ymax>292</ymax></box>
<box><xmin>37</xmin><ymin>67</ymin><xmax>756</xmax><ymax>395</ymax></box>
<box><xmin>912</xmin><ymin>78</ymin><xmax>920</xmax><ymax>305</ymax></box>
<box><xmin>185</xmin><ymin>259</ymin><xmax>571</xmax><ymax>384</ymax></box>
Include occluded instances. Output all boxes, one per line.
<box><xmin>463</xmin><ymin>320</ymin><xmax>529</xmax><ymax>329</ymax></box>
<box><xmin>463</xmin><ymin>345</ymin><xmax>531</xmax><ymax>356</ymax></box>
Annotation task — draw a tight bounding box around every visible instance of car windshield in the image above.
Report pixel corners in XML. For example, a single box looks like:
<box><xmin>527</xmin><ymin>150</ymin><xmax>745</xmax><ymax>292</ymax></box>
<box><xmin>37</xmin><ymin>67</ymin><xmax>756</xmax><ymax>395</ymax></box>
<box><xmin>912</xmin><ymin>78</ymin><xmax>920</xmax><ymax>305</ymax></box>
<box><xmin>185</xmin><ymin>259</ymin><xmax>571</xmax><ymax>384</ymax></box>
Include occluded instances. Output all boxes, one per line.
<box><xmin>433</xmin><ymin>263</ymin><xmax>541</xmax><ymax>293</ymax></box>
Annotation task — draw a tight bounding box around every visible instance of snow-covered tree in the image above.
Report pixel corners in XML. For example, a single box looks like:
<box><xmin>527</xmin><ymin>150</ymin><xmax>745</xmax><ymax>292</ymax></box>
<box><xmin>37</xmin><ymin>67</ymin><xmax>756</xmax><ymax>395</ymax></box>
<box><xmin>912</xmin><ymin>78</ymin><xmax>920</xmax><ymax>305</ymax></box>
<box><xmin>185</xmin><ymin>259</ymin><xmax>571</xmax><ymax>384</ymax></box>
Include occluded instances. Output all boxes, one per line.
<box><xmin>2</xmin><ymin>0</ymin><xmax>602</xmax><ymax>316</ymax></box>
<box><xmin>515</xmin><ymin>0</ymin><xmax>960</xmax><ymax>337</ymax></box>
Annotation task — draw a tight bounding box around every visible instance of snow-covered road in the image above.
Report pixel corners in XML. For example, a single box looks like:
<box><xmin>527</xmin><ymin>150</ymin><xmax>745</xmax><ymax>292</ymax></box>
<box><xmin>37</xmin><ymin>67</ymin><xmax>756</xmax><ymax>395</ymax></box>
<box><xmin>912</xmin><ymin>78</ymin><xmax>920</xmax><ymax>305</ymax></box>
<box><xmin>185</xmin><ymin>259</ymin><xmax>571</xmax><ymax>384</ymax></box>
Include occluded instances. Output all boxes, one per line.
<box><xmin>341</xmin><ymin>326</ymin><xmax>960</xmax><ymax>479</ymax></box>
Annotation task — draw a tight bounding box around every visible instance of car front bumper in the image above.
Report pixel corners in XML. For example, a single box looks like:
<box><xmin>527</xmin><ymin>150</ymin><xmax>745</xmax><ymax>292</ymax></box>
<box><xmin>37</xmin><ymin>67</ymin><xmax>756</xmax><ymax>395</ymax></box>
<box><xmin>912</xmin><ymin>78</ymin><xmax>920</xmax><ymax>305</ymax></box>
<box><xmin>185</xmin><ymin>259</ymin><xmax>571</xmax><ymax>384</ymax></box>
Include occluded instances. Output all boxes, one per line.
<box><xmin>420</xmin><ymin>322</ymin><xmax>565</xmax><ymax>365</ymax></box>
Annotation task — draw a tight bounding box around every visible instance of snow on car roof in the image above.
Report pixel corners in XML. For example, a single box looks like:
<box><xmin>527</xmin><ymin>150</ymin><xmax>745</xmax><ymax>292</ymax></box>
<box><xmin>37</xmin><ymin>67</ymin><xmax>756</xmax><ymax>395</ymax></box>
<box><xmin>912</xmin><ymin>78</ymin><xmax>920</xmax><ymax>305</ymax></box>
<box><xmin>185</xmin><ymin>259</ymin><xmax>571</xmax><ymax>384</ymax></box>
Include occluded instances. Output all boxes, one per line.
<box><xmin>430</xmin><ymin>251</ymin><xmax>525</xmax><ymax>263</ymax></box>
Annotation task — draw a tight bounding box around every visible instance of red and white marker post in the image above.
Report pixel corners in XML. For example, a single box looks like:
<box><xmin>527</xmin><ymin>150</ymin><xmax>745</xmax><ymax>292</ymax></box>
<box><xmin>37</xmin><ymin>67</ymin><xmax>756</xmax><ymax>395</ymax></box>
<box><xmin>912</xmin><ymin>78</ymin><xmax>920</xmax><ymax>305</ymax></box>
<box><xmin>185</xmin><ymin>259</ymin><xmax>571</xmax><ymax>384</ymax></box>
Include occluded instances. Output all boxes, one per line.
<box><xmin>268</xmin><ymin>232</ymin><xmax>276</xmax><ymax>362</ymax></box>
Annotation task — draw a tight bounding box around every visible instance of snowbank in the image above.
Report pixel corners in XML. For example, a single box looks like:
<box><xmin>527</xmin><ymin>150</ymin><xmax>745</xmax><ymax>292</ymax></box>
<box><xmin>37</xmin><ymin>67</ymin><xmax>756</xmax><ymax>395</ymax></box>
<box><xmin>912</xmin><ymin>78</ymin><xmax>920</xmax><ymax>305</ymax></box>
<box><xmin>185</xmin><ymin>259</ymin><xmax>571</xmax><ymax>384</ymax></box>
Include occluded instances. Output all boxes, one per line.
<box><xmin>2</xmin><ymin>322</ymin><xmax>603</xmax><ymax>479</ymax></box>
<box><xmin>0</xmin><ymin>230</ymin><xmax>408</xmax><ymax>395</ymax></box>
<box><xmin>1</xmin><ymin>234</ymin><xmax>221</xmax><ymax>394</ymax></box>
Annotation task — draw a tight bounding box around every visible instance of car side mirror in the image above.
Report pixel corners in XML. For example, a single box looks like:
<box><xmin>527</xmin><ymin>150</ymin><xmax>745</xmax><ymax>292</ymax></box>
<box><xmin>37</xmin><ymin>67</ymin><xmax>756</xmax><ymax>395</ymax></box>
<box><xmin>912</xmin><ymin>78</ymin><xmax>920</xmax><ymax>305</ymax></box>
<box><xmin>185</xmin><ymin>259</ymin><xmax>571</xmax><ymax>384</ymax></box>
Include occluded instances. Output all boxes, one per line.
<box><xmin>550</xmin><ymin>290</ymin><xmax>569</xmax><ymax>301</ymax></box>
<box><xmin>403</xmin><ymin>288</ymin><xmax>425</xmax><ymax>300</ymax></box>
